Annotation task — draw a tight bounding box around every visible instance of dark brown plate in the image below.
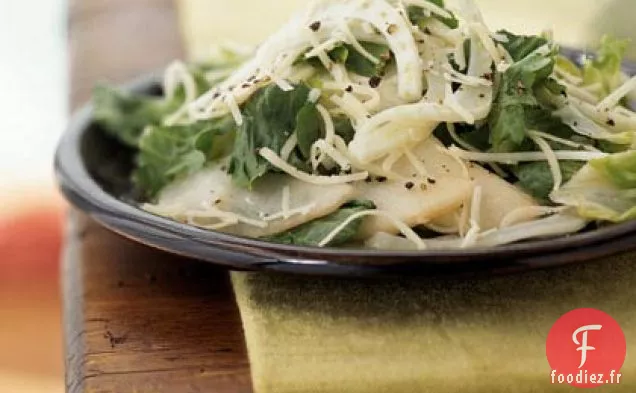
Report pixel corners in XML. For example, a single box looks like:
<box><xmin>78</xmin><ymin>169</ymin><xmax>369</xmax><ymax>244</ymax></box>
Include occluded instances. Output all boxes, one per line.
<box><xmin>55</xmin><ymin>49</ymin><xmax>636</xmax><ymax>277</ymax></box>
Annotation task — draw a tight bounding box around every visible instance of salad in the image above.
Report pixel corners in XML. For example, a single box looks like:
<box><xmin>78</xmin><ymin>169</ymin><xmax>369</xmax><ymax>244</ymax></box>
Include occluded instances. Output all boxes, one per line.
<box><xmin>93</xmin><ymin>0</ymin><xmax>636</xmax><ymax>250</ymax></box>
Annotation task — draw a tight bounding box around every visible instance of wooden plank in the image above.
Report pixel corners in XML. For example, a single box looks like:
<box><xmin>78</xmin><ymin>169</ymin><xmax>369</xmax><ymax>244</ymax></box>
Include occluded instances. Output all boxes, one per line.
<box><xmin>65</xmin><ymin>1</ymin><xmax>251</xmax><ymax>392</ymax></box>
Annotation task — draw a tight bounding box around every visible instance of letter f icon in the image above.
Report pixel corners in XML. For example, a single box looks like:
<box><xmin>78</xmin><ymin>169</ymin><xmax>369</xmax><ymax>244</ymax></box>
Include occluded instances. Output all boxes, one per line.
<box><xmin>573</xmin><ymin>325</ymin><xmax>603</xmax><ymax>368</ymax></box>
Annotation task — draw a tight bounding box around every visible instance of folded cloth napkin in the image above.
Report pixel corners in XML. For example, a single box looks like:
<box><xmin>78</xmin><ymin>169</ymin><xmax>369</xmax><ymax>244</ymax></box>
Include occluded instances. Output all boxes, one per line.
<box><xmin>232</xmin><ymin>252</ymin><xmax>635</xmax><ymax>393</ymax></box>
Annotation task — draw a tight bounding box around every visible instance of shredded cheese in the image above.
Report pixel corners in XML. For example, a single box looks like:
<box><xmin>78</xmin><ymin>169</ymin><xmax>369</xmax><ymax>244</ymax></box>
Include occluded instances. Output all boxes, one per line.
<box><xmin>469</xmin><ymin>23</ymin><xmax>502</xmax><ymax>64</ymax></box>
<box><xmin>529</xmin><ymin>132</ymin><xmax>563</xmax><ymax>193</ymax></box>
<box><xmin>438</xmin><ymin>144</ymin><xmax>470</xmax><ymax>179</ymax></box>
<box><xmin>425</xmin><ymin>221</ymin><xmax>460</xmax><ymax>234</ymax></box>
<box><xmin>259</xmin><ymin>147</ymin><xmax>368</xmax><ymax>185</ymax></box>
<box><xmin>557</xmin><ymin>78</ymin><xmax>600</xmax><ymax>104</ymax></box>
<box><xmin>163</xmin><ymin>105</ymin><xmax>189</xmax><ymax>126</ymax></box>
<box><xmin>445</xmin><ymin>90</ymin><xmax>476</xmax><ymax>124</ymax></box>
<box><xmin>318</xmin><ymin>210</ymin><xmax>427</xmax><ymax>249</ymax></box>
<box><xmin>499</xmin><ymin>206</ymin><xmax>567</xmax><ymax>228</ymax></box>
<box><xmin>351</xmin><ymin>83</ymin><xmax>382</xmax><ymax>111</ymax></box>
<box><xmin>583</xmin><ymin>83</ymin><xmax>603</xmax><ymax>94</ymax></box>
<box><xmin>224</xmin><ymin>93</ymin><xmax>244</xmax><ymax>126</ymax></box>
<box><xmin>448</xmin><ymin>146</ymin><xmax>607</xmax><ymax>164</ymax></box>
<box><xmin>307</xmin><ymin>31</ymin><xmax>336</xmax><ymax>71</ymax></box>
<box><xmin>457</xmin><ymin>197</ymin><xmax>470</xmax><ymax>237</ymax></box>
<box><xmin>262</xmin><ymin>203</ymin><xmax>317</xmax><ymax>222</ymax></box>
<box><xmin>330</xmin><ymin>93</ymin><xmax>370</xmax><ymax>124</ymax></box>
<box><xmin>267</xmin><ymin>72</ymin><xmax>295</xmax><ymax>91</ymax></box>
<box><xmin>316</xmin><ymin>104</ymin><xmax>336</xmax><ymax>143</ymax></box>
<box><xmin>529</xmin><ymin>130</ymin><xmax>600</xmax><ymax>152</ymax></box>
<box><xmin>308</xmin><ymin>88</ymin><xmax>322</xmax><ymax>103</ymax></box>
<box><xmin>496</xmin><ymin>44</ymin><xmax>513</xmax><ymax>71</ymax></box>
<box><xmin>164</xmin><ymin>61</ymin><xmax>198</xmax><ymax>103</ymax></box>
<box><xmin>446</xmin><ymin>123</ymin><xmax>508</xmax><ymax>177</ymax></box>
<box><xmin>491</xmin><ymin>32</ymin><xmax>509</xmax><ymax>43</ymax></box>
<box><xmin>597</xmin><ymin>75</ymin><xmax>636</xmax><ymax>111</ymax></box>
<box><xmin>404</xmin><ymin>148</ymin><xmax>430</xmax><ymax>180</ymax></box>
<box><xmin>204</xmin><ymin>67</ymin><xmax>236</xmax><ymax>84</ymax></box>
<box><xmin>443</xmin><ymin>66</ymin><xmax>493</xmax><ymax>87</ymax></box>
<box><xmin>177</xmin><ymin>208</ymin><xmax>269</xmax><ymax>229</ymax></box>
<box><xmin>311</xmin><ymin>139</ymin><xmax>352</xmax><ymax>170</ymax></box>
<box><xmin>403</xmin><ymin>0</ymin><xmax>453</xmax><ymax>19</ymax></box>
<box><xmin>163</xmin><ymin>61</ymin><xmax>199</xmax><ymax>125</ymax></box>
<box><xmin>461</xmin><ymin>185</ymin><xmax>482</xmax><ymax>248</ymax></box>
<box><xmin>382</xmin><ymin>151</ymin><xmax>404</xmax><ymax>174</ymax></box>
<box><xmin>453</xmin><ymin>37</ymin><xmax>467</xmax><ymax>71</ymax></box>
<box><xmin>338</xmin><ymin>20</ymin><xmax>380</xmax><ymax>64</ymax></box>
<box><xmin>305</xmin><ymin>37</ymin><xmax>341</xmax><ymax>59</ymax></box>
<box><xmin>280</xmin><ymin>133</ymin><xmax>298</xmax><ymax>161</ymax></box>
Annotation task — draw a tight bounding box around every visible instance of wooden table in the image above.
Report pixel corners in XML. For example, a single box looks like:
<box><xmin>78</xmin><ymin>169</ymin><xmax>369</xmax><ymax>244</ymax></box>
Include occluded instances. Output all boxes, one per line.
<box><xmin>65</xmin><ymin>1</ymin><xmax>251</xmax><ymax>392</ymax></box>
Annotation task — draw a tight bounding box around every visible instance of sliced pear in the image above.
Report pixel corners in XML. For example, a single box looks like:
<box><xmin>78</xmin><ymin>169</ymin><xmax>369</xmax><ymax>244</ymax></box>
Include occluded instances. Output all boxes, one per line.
<box><xmin>355</xmin><ymin>138</ymin><xmax>473</xmax><ymax>239</ymax></box>
<box><xmin>149</xmin><ymin>162</ymin><xmax>356</xmax><ymax>238</ymax></box>
<box><xmin>466</xmin><ymin>165</ymin><xmax>537</xmax><ymax>230</ymax></box>
<box><xmin>413</xmin><ymin>138</ymin><xmax>538</xmax><ymax>231</ymax></box>
<box><xmin>430</xmin><ymin>166</ymin><xmax>538</xmax><ymax>231</ymax></box>
<box><xmin>358</xmin><ymin>137</ymin><xmax>537</xmax><ymax>237</ymax></box>
<box><xmin>356</xmin><ymin>176</ymin><xmax>472</xmax><ymax>239</ymax></box>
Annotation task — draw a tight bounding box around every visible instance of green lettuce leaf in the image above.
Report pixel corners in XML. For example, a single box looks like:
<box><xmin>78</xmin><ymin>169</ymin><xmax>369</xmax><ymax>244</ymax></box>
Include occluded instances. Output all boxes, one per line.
<box><xmin>583</xmin><ymin>35</ymin><xmax>630</xmax><ymax>98</ymax></box>
<box><xmin>295</xmin><ymin>105</ymin><xmax>323</xmax><ymax>159</ymax></box>
<box><xmin>93</xmin><ymin>85</ymin><xmax>180</xmax><ymax>147</ymax></box>
<box><xmin>266</xmin><ymin>200</ymin><xmax>376</xmax><ymax>246</ymax></box>
<box><xmin>333</xmin><ymin>116</ymin><xmax>356</xmax><ymax>144</ymax></box>
<box><xmin>497</xmin><ymin>30</ymin><xmax>549</xmax><ymax>62</ymax></box>
<box><xmin>514</xmin><ymin>161</ymin><xmax>585</xmax><ymax>202</ymax></box>
<box><xmin>590</xmin><ymin>150</ymin><xmax>636</xmax><ymax>189</ymax></box>
<box><xmin>229</xmin><ymin>84</ymin><xmax>318</xmax><ymax>188</ymax></box>
<box><xmin>407</xmin><ymin>0</ymin><xmax>459</xmax><ymax>30</ymax></box>
<box><xmin>488</xmin><ymin>33</ymin><xmax>563</xmax><ymax>152</ymax></box>
<box><xmin>228</xmin><ymin>83</ymin><xmax>358</xmax><ymax>189</ymax></box>
<box><xmin>134</xmin><ymin>116</ymin><xmax>235</xmax><ymax>199</ymax></box>
<box><xmin>555</xmin><ymin>55</ymin><xmax>583</xmax><ymax>78</ymax></box>
<box><xmin>345</xmin><ymin>42</ymin><xmax>392</xmax><ymax>78</ymax></box>
<box><xmin>302</xmin><ymin>41</ymin><xmax>391</xmax><ymax>78</ymax></box>
<box><xmin>93</xmin><ymin>58</ymin><xmax>242</xmax><ymax>148</ymax></box>
<box><xmin>552</xmin><ymin>151</ymin><xmax>636</xmax><ymax>222</ymax></box>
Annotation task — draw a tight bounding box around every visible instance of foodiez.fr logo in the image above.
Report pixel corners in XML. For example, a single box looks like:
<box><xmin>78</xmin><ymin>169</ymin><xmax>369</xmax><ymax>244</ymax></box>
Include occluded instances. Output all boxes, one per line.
<box><xmin>546</xmin><ymin>308</ymin><xmax>626</xmax><ymax>388</ymax></box>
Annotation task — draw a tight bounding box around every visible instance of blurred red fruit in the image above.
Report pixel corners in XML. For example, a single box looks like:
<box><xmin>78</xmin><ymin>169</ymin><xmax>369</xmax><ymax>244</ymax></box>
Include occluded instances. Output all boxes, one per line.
<box><xmin>0</xmin><ymin>193</ymin><xmax>66</xmax><ymax>283</ymax></box>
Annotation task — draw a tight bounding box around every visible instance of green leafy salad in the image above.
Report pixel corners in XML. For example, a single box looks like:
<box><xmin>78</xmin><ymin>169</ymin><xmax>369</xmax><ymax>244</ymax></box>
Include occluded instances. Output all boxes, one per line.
<box><xmin>93</xmin><ymin>0</ymin><xmax>636</xmax><ymax>250</ymax></box>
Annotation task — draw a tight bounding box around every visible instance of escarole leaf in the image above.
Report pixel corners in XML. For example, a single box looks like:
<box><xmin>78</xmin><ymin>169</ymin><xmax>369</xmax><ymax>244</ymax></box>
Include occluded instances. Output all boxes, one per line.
<box><xmin>407</xmin><ymin>0</ymin><xmax>459</xmax><ymax>30</ymax></box>
<box><xmin>266</xmin><ymin>200</ymin><xmax>376</xmax><ymax>246</ymax></box>
<box><xmin>93</xmin><ymin>55</ymin><xmax>243</xmax><ymax>148</ymax></box>
<box><xmin>497</xmin><ymin>30</ymin><xmax>549</xmax><ymax>62</ymax></box>
<box><xmin>229</xmin><ymin>83</ymin><xmax>359</xmax><ymax>189</ymax></box>
<box><xmin>295</xmin><ymin>105</ymin><xmax>323</xmax><ymax>159</ymax></box>
<box><xmin>514</xmin><ymin>161</ymin><xmax>585</xmax><ymax>202</ymax></box>
<box><xmin>488</xmin><ymin>33</ymin><xmax>562</xmax><ymax>152</ymax></box>
<box><xmin>134</xmin><ymin>116</ymin><xmax>235</xmax><ymax>199</ymax></box>
<box><xmin>93</xmin><ymin>85</ymin><xmax>180</xmax><ymax>147</ymax></box>
<box><xmin>552</xmin><ymin>151</ymin><xmax>636</xmax><ymax>222</ymax></box>
<box><xmin>229</xmin><ymin>84</ymin><xmax>318</xmax><ymax>188</ymax></box>
<box><xmin>345</xmin><ymin>42</ymin><xmax>392</xmax><ymax>78</ymax></box>
<box><xmin>583</xmin><ymin>35</ymin><xmax>630</xmax><ymax>98</ymax></box>
<box><xmin>302</xmin><ymin>42</ymin><xmax>391</xmax><ymax>78</ymax></box>
<box><xmin>333</xmin><ymin>116</ymin><xmax>356</xmax><ymax>144</ymax></box>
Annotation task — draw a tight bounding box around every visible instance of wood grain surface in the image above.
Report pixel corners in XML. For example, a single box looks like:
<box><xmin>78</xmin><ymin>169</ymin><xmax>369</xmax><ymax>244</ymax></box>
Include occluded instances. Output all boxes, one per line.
<box><xmin>65</xmin><ymin>1</ymin><xmax>251</xmax><ymax>392</ymax></box>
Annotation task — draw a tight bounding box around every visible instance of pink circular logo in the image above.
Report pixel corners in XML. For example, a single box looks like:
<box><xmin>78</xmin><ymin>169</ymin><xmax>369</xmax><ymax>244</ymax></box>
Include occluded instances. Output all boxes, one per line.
<box><xmin>546</xmin><ymin>308</ymin><xmax>626</xmax><ymax>388</ymax></box>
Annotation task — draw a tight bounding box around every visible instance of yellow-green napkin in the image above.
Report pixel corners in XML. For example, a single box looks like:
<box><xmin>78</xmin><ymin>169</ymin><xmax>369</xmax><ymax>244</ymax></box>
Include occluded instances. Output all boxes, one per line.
<box><xmin>232</xmin><ymin>252</ymin><xmax>635</xmax><ymax>393</ymax></box>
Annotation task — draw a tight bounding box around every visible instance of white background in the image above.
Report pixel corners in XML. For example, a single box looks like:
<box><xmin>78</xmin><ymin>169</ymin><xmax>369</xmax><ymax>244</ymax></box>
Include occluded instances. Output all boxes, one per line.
<box><xmin>0</xmin><ymin>0</ymin><xmax>67</xmax><ymax>198</ymax></box>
